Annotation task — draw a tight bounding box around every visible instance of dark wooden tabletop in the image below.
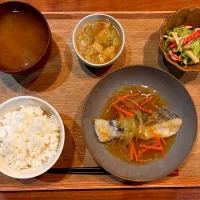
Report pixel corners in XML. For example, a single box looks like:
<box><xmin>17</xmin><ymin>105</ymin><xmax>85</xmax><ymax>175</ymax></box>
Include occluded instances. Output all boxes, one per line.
<box><xmin>0</xmin><ymin>0</ymin><xmax>200</xmax><ymax>199</ymax></box>
<box><xmin>0</xmin><ymin>0</ymin><xmax>199</xmax><ymax>11</ymax></box>
<box><xmin>1</xmin><ymin>188</ymin><xmax>200</xmax><ymax>199</ymax></box>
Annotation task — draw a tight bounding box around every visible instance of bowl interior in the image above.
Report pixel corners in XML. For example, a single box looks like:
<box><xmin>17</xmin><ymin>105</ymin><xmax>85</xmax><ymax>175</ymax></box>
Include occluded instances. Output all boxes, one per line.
<box><xmin>160</xmin><ymin>8</ymin><xmax>200</xmax><ymax>71</ymax></box>
<box><xmin>73</xmin><ymin>14</ymin><xmax>125</xmax><ymax>67</ymax></box>
<box><xmin>0</xmin><ymin>96</ymin><xmax>64</xmax><ymax>179</ymax></box>
<box><xmin>0</xmin><ymin>1</ymin><xmax>51</xmax><ymax>73</ymax></box>
<box><xmin>82</xmin><ymin>66</ymin><xmax>197</xmax><ymax>181</ymax></box>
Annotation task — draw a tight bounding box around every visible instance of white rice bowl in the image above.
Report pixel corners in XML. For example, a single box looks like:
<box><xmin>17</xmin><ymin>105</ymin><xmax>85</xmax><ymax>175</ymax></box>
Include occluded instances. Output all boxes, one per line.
<box><xmin>0</xmin><ymin>96</ymin><xmax>65</xmax><ymax>179</ymax></box>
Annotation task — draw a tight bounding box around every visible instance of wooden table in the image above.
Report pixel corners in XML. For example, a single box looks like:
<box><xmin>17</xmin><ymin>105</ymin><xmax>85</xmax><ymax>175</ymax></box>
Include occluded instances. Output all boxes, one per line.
<box><xmin>0</xmin><ymin>0</ymin><xmax>199</xmax><ymax>12</ymax></box>
<box><xmin>0</xmin><ymin>1</ymin><xmax>200</xmax><ymax>199</ymax></box>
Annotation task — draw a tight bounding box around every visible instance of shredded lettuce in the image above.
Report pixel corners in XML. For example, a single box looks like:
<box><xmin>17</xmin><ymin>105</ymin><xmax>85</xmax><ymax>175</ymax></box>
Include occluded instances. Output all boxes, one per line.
<box><xmin>178</xmin><ymin>38</ymin><xmax>184</xmax><ymax>51</ymax></box>
<box><xmin>182</xmin><ymin>37</ymin><xmax>200</xmax><ymax>57</ymax></box>
<box><xmin>187</xmin><ymin>38</ymin><xmax>200</xmax><ymax>56</ymax></box>
<box><xmin>164</xmin><ymin>25</ymin><xmax>200</xmax><ymax>66</ymax></box>
<box><xmin>188</xmin><ymin>60</ymin><xmax>195</xmax><ymax>65</ymax></box>
<box><xmin>180</xmin><ymin>52</ymin><xmax>194</xmax><ymax>65</ymax></box>
<box><xmin>181</xmin><ymin>52</ymin><xmax>188</xmax><ymax>59</ymax></box>
<box><xmin>171</xmin><ymin>25</ymin><xmax>194</xmax><ymax>37</ymax></box>
<box><xmin>165</xmin><ymin>25</ymin><xmax>194</xmax><ymax>37</ymax></box>
<box><xmin>165</xmin><ymin>30</ymin><xmax>172</xmax><ymax>36</ymax></box>
<box><xmin>166</xmin><ymin>47</ymin><xmax>170</xmax><ymax>52</ymax></box>
<box><xmin>164</xmin><ymin>38</ymin><xmax>170</xmax><ymax>52</ymax></box>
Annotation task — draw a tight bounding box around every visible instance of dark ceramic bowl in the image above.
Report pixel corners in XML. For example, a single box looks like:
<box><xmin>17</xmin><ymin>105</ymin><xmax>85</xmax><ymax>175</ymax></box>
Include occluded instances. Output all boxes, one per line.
<box><xmin>82</xmin><ymin>66</ymin><xmax>197</xmax><ymax>181</ymax></box>
<box><xmin>0</xmin><ymin>1</ymin><xmax>52</xmax><ymax>75</ymax></box>
<box><xmin>159</xmin><ymin>8</ymin><xmax>200</xmax><ymax>72</ymax></box>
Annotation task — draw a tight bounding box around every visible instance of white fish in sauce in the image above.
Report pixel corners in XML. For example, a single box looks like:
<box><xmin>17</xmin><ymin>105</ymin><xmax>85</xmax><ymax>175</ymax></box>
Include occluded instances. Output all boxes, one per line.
<box><xmin>94</xmin><ymin>119</ymin><xmax>122</xmax><ymax>142</ymax></box>
<box><xmin>94</xmin><ymin>109</ymin><xmax>183</xmax><ymax>142</ymax></box>
<box><xmin>140</xmin><ymin>118</ymin><xmax>183</xmax><ymax>140</ymax></box>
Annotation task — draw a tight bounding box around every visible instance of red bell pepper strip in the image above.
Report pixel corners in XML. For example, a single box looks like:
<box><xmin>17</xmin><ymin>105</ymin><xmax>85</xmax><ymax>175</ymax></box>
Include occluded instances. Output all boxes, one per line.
<box><xmin>168</xmin><ymin>50</ymin><xmax>182</xmax><ymax>62</ymax></box>
<box><xmin>169</xmin><ymin>43</ymin><xmax>177</xmax><ymax>49</ymax></box>
<box><xmin>183</xmin><ymin>30</ymin><xmax>200</xmax><ymax>45</ymax></box>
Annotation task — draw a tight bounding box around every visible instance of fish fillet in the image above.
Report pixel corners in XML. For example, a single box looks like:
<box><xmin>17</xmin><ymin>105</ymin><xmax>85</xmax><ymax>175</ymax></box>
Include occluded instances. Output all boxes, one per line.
<box><xmin>94</xmin><ymin>117</ymin><xmax>182</xmax><ymax>142</ymax></box>
<box><xmin>140</xmin><ymin>118</ymin><xmax>183</xmax><ymax>140</ymax></box>
<box><xmin>94</xmin><ymin>119</ymin><xmax>122</xmax><ymax>142</ymax></box>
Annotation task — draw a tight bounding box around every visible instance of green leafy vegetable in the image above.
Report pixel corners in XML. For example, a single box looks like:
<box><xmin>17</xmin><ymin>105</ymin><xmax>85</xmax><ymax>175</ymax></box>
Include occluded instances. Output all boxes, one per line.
<box><xmin>172</xmin><ymin>25</ymin><xmax>194</xmax><ymax>37</ymax></box>
<box><xmin>166</xmin><ymin>47</ymin><xmax>170</xmax><ymax>52</ymax></box>
<box><xmin>165</xmin><ymin>30</ymin><xmax>172</xmax><ymax>36</ymax></box>
<box><xmin>178</xmin><ymin>38</ymin><xmax>184</xmax><ymax>51</ymax></box>
<box><xmin>164</xmin><ymin>38</ymin><xmax>170</xmax><ymax>52</ymax></box>
<box><xmin>185</xmin><ymin>50</ymin><xmax>199</xmax><ymax>64</ymax></box>
<box><xmin>164</xmin><ymin>25</ymin><xmax>200</xmax><ymax>66</ymax></box>
<box><xmin>181</xmin><ymin>52</ymin><xmax>189</xmax><ymax>59</ymax></box>
<box><xmin>180</xmin><ymin>52</ymin><xmax>194</xmax><ymax>66</ymax></box>
<box><xmin>188</xmin><ymin>60</ymin><xmax>195</xmax><ymax>65</ymax></box>
<box><xmin>187</xmin><ymin>38</ymin><xmax>200</xmax><ymax>56</ymax></box>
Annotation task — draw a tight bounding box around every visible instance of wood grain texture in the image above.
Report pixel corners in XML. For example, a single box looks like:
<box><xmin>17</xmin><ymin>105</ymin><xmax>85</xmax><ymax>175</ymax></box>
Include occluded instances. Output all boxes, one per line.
<box><xmin>0</xmin><ymin>12</ymin><xmax>199</xmax><ymax>191</ymax></box>
<box><xmin>0</xmin><ymin>0</ymin><xmax>199</xmax><ymax>12</ymax></box>
<box><xmin>1</xmin><ymin>189</ymin><xmax>200</xmax><ymax>200</ymax></box>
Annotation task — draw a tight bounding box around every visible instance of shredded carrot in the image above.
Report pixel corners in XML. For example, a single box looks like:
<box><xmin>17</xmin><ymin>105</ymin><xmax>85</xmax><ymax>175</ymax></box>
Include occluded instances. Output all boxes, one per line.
<box><xmin>138</xmin><ymin>159</ymin><xmax>143</xmax><ymax>164</ymax></box>
<box><xmin>157</xmin><ymin>138</ymin><xmax>162</xmax><ymax>147</ymax></box>
<box><xmin>138</xmin><ymin>148</ymin><xmax>151</xmax><ymax>155</ymax></box>
<box><xmin>114</xmin><ymin>105</ymin><xmax>135</xmax><ymax>117</ymax></box>
<box><xmin>161</xmin><ymin>137</ymin><xmax>166</xmax><ymax>146</ymax></box>
<box><xmin>128</xmin><ymin>93</ymin><xmax>140</xmax><ymax>98</ymax></box>
<box><xmin>129</xmin><ymin>140</ymin><xmax>134</xmax><ymax>161</ymax></box>
<box><xmin>113</xmin><ymin>94</ymin><xmax>152</xmax><ymax>114</ymax></box>
<box><xmin>139</xmin><ymin>96</ymin><xmax>153</xmax><ymax>106</ymax></box>
<box><xmin>149</xmin><ymin>128</ymin><xmax>159</xmax><ymax>142</ymax></box>
<box><xmin>129</xmin><ymin>139</ymin><xmax>139</xmax><ymax>162</ymax></box>
<box><xmin>138</xmin><ymin>129</ymin><xmax>166</xmax><ymax>159</ymax></box>
<box><xmin>138</xmin><ymin>105</ymin><xmax>152</xmax><ymax>114</ymax></box>
<box><xmin>117</xmin><ymin>110</ymin><xmax>125</xmax><ymax>119</ymax></box>
<box><xmin>151</xmin><ymin>132</ymin><xmax>165</xmax><ymax>157</ymax></box>
<box><xmin>151</xmin><ymin>99</ymin><xmax>156</xmax><ymax>108</ymax></box>
<box><xmin>133</xmin><ymin>139</ymin><xmax>139</xmax><ymax>162</ymax></box>
<box><xmin>157</xmin><ymin>138</ymin><xmax>165</xmax><ymax>157</ymax></box>
<box><xmin>119</xmin><ymin>99</ymin><xmax>135</xmax><ymax>109</ymax></box>
<box><xmin>141</xmin><ymin>142</ymin><xmax>161</xmax><ymax>148</ymax></box>
<box><xmin>138</xmin><ymin>142</ymin><xmax>164</xmax><ymax>155</ymax></box>
<box><xmin>161</xmin><ymin>149</ymin><xmax>165</xmax><ymax>157</ymax></box>
<box><xmin>139</xmin><ymin>144</ymin><xmax>163</xmax><ymax>151</ymax></box>
<box><xmin>110</xmin><ymin>93</ymin><xmax>140</xmax><ymax>106</ymax></box>
<box><xmin>110</xmin><ymin>96</ymin><xmax>128</xmax><ymax>107</ymax></box>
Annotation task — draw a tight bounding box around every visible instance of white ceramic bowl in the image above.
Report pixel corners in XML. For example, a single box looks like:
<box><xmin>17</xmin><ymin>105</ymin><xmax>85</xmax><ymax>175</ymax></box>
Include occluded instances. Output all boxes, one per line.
<box><xmin>0</xmin><ymin>96</ymin><xmax>65</xmax><ymax>179</ymax></box>
<box><xmin>72</xmin><ymin>13</ymin><xmax>125</xmax><ymax>68</ymax></box>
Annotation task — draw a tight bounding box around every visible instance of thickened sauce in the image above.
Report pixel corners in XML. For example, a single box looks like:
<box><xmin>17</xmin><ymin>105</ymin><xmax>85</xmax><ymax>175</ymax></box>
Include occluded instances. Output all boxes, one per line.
<box><xmin>101</xmin><ymin>85</ymin><xmax>176</xmax><ymax>164</ymax></box>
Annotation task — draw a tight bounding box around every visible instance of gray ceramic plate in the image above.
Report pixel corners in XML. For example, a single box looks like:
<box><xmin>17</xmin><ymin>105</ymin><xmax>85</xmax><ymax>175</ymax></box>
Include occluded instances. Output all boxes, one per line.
<box><xmin>82</xmin><ymin>66</ymin><xmax>197</xmax><ymax>181</ymax></box>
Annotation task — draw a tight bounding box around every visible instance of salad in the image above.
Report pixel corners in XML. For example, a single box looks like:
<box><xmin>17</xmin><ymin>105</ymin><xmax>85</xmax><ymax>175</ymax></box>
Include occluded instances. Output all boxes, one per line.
<box><xmin>164</xmin><ymin>25</ymin><xmax>200</xmax><ymax>66</ymax></box>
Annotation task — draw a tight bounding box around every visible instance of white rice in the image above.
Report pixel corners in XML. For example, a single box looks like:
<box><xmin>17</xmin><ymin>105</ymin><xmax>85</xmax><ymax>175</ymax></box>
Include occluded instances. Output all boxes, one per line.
<box><xmin>0</xmin><ymin>105</ymin><xmax>60</xmax><ymax>171</ymax></box>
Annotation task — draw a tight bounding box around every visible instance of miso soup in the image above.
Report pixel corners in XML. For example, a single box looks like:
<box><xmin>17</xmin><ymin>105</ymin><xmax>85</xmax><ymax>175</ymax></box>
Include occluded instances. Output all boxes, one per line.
<box><xmin>0</xmin><ymin>9</ymin><xmax>49</xmax><ymax>71</ymax></box>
